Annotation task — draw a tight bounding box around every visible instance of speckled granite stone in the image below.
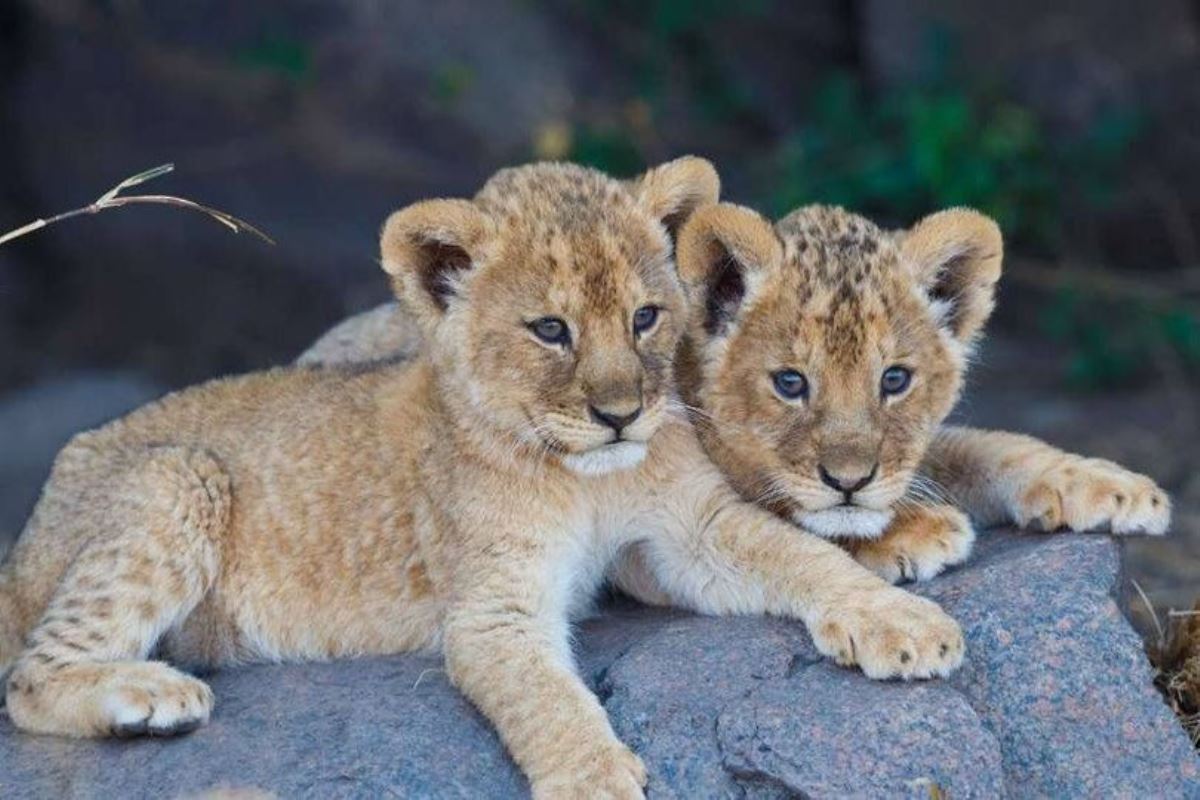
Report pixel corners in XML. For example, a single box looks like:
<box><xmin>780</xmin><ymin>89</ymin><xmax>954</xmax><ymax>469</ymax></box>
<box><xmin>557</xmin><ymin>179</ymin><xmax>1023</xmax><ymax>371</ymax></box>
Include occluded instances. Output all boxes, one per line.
<box><xmin>1</xmin><ymin>531</ymin><xmax>1196</xmax><ymax>799</ymax></box>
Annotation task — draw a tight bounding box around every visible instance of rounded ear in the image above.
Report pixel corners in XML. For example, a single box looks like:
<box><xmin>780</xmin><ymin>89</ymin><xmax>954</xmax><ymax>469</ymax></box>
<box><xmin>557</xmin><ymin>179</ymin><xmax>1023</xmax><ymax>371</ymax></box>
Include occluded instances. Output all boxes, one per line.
<box><xmin>676</xmin><ymin>203</ymin><xmax>782</xmax><ymax>336</ymax></box>
<box><xmin>630</xmin><ymin>156</ymin><xmax>720</xmax><ymax>241</ymax></box>
<box><xmin>380</xmin><ymin>199</ymin><xmax>494</xmax><ymax>325</ymax></box>
<box><xmin>901</xmin><ymin>208</ymin><xmax>1003</xmax><ymax>347</ymax></box>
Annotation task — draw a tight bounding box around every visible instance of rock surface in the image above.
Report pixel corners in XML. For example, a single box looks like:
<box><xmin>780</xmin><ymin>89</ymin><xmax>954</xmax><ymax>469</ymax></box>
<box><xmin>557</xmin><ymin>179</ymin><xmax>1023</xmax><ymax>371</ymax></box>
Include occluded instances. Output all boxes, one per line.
<box><xmin>1</xmin><ymin>530</ymin><xmax>1196</xmax><ymax>799</ymax></box>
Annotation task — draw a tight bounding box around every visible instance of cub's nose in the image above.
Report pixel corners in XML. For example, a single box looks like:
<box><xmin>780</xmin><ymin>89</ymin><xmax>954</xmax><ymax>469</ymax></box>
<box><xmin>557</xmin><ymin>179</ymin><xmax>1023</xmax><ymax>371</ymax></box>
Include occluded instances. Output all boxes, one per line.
<box><xmin>818</xmin><ymin>464</ymin><xmax>878</xmax><ymax>497</ymax></box>
<box><xmin>589</xmin><ymin>404</ymin><xmax>643</xmax><ymax>435</ymax></box>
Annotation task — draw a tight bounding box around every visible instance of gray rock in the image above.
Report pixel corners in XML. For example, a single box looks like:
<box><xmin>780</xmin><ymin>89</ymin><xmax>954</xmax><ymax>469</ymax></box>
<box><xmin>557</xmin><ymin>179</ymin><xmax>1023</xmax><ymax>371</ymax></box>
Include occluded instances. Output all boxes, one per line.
<box><xmin>920</xmin><ymin>533</ymin><xmax>1200</xmax><ymax>796</ymax></box>
<box><xmin>1</xmin><ymin>530</ymin><xmax>1196</xmax><ymax>799</ymax></box>
<box><xmin>0</xmin><ymin>655</ymin><xmax>527</xmax><ymax>800</ymax></box>
<box><xmin>716</xmin><ymin>665</ymin><xmax>1004</xmax><ymax>799</ymax></box>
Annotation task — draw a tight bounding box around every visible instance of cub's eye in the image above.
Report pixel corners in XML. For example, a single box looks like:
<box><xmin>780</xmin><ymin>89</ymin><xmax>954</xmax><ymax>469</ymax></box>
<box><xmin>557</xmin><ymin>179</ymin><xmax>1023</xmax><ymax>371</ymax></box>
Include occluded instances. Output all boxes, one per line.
<box><xmin>881</xmin><ymin>365</ymin><xmax>913</xmax><ymax>397</ymax></box>
<box><xmin>632</xmin><ymin>305</ymin><xmax>660</xmax><ymax>335</ymax></box>
<box><xmin>528</xmin><ymin>317</ymin><xmax>570</xmax><ymax>346</ymax></box>
<box><xmin>771</xmin><ymin>369</ymin><xmax>808</xmax><ymax>400</ymax></box>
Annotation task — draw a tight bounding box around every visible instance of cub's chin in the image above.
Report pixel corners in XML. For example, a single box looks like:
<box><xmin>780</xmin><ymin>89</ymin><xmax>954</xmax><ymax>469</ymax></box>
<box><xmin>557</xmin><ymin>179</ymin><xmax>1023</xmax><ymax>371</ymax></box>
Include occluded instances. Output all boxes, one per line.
<box><xmin>794</xmin><ymin>506</ymin><xmax>894</xmax><ymax>540</ymax></box>
<box><xmin>561</xmin><ymin>441</ymin><xmax>649</xmax><ymax>477</ymax></box>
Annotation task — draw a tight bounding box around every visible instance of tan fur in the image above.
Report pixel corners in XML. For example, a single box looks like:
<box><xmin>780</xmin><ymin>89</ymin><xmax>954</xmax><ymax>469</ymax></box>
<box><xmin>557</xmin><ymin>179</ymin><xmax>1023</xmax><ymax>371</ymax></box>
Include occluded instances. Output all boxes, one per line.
<box><xmin>0</xmin><ymin>160</ymin><xmax>963</xmax><ymax>800</ymax></box>
<box><xmin>296</xmin><ymin>301</ymin><xmax>420</xmax><ymax>367</ymax></box>
<box><xmin>673</xmin><ymin>202</ymin><xmax>1170</xmax><ymax>584</ymax></box>
<box><xmin>927</xmin><ymin>426</ymin><xmax>1170</xmax><ymax>536</ymax></box>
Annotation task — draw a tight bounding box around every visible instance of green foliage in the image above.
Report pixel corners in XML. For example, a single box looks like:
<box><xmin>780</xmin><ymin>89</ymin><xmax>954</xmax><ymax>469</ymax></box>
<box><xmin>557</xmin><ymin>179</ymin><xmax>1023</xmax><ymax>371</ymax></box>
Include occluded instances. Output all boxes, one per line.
<box><xmin>431</xmin><ymin>63</ymin><xmax>476</xmax><ymax>108</ymax></box>
<box><xmin>533</xmin><ymin>8</ymin><xmax>1184</xmax><ymax>390</ymax></box>
<box><xmin>567</xmin><ymin>0</ymin><xmax>770</xmax><ymax>125</ymax></box>
<box><xmin>770</xmin><ymin>73</ymin><xmax>1136</xmax><ymax>250</ymax></box>
<box><xmin>235</xmin><ymin>33</ymin><xmax>313</xmax><ymax>83</ymax></box>
<box><xmin>1041</xmin><ymin>290</ymin><xmax>1200</xmax><ymax>389</ymax></box>
<box><xmin>565</xmin><ymin>125</ymin><xmax>646</xmax><ymax>176</ymax></box>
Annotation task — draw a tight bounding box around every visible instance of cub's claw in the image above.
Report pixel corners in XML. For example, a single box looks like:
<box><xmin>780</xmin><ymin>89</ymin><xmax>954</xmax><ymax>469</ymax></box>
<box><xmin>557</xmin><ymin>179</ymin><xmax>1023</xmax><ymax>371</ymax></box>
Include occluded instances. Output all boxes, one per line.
<box><xmin>853</xmin><ymin>504</ymin><xmax>975</xmax><ymax>583</ymax></box>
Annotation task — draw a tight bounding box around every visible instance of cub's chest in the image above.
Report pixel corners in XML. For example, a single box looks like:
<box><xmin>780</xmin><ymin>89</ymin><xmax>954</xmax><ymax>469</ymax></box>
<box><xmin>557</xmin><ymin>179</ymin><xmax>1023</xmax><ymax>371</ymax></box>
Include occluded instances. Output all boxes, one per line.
<box><xmin>552</xmin><ymin>514</ymin><xmax>638</xmax><ymax>621</ymax></box>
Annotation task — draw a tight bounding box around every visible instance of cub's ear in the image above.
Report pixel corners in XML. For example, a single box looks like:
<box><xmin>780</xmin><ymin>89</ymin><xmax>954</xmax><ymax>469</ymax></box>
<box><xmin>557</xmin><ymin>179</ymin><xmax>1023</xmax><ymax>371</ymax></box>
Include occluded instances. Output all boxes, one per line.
<box><xmin>630</xmin><ymin>156</ymin><xmax>721</xmax><ymax>241</ymax></box>
<box><xmin>380</xmin><ymin>199</ymin><xmax>494</xmax><ymax>324</ymax></box>
<box><xmin>901</xmin><ymin>208</ymin><xmax>1003</xmax><ymax>347</ymax></box>
<box><xmin>676</xmin><ymin>203</ymin><xmax>782</xmax><ymax>335</ymax></box>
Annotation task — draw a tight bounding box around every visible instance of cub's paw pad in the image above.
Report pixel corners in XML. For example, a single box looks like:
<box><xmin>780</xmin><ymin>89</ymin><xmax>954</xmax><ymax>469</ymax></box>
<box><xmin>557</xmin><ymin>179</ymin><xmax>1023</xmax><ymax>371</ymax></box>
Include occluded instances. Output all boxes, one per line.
<box><xmin>813</xmin><ymin>591</ymin><xmax>964</xmax><ymax>680</ymax></box>
<box><xmin>1018</xmin><ymin>458</ymin><xmax>1170</xmax><ymax>536</ymax></box>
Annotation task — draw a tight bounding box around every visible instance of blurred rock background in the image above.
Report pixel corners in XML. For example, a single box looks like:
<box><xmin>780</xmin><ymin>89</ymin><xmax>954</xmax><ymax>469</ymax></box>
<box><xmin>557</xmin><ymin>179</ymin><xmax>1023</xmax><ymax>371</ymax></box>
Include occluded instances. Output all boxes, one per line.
<box><xmin>0</xmin><ymin>0</ymin><xmax>1197</xmax><ymax>636</ymax></box>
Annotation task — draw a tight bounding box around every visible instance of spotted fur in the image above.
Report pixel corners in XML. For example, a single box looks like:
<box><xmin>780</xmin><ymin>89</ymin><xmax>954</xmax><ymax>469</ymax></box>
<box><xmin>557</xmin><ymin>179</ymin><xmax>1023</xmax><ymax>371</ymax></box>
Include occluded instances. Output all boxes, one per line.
<box><xmin>675</xmin><ymin>202</ymin><xmax>1170</xmax><ymax>584</ymax></box>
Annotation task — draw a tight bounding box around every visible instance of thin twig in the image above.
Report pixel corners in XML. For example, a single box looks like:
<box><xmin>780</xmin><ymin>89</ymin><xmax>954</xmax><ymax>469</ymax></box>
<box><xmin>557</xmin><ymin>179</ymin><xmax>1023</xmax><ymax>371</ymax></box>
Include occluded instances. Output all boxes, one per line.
<box><xmin>411</xmin><ymin>668</ymin><xmax>444</xmax><ymax>690</ymax></box>
<box><xmin>1131</xmin><ymin>578</ymin><xmax>1166</xmax><ymax>649</ymax></box>
<box><xmin>0</xmin><ymin>163</ymin><xmax>274</xmax><ymax>247</ymax></box>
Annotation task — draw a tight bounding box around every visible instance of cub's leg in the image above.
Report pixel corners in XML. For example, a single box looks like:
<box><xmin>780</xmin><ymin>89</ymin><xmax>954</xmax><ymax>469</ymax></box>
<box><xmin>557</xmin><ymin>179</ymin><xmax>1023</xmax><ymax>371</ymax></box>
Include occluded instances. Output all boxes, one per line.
<box><xmin>926</xmin><ymin>426</ymin><xmax>1171</xmax><ymax>534</ymax></box>
<box><xmin>847</xmin><ymin>503</ymin><xmax>975</xmax><ymax>583</ymax></box>
<box><xmin>0</xmin><ymin>576</ymin><xmax>20</xmax><ymax>682</ymax></box>
<box><xmin>444</xmin><ymin>544</ymin><xmax>646</xmax><ymax>800</ymax></box>
<box><xmin>5</xmin><ymin>446</ymin><xmax>226</xmax><ymax>738</ymax></box>
<box><xmin>631</xmin><ymin>473</ymin><xmax>964</xmax><ymax>680</ymax></box>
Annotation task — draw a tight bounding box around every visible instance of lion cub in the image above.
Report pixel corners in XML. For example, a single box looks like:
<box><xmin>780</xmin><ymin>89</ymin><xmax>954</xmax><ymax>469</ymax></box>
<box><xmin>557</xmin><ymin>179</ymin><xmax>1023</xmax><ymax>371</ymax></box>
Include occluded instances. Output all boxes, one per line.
<box><xmin>1</xmin><ymin>159</ymin><xmax>960</xmax><ymax>799</ymax></box>
<box><xmin>673</xmin><ymin>202</ymin><xmax>1171</xmax><ymax>583</ymax></box>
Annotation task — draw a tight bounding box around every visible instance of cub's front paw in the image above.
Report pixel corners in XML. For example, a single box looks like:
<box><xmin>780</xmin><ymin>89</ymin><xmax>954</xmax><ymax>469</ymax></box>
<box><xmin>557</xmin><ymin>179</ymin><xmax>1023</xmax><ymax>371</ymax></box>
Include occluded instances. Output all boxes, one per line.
<box><xmin>852</xmin><ymin>504</ymin><xmax>975</xmax><ymax>583</ymax></box>
<box><xmin>7</xmin><ymin>660</ymin><xmax>213</xmax><ymax>738</ymax></box>
<box><xmin>1014</xmin><ymin>457</ymin><xmax>1170</xmax><ymax>535</ymax></box>
<box><xmin>810</xmin><ymin>589</ymin><xmax>964</xmax><ymax>680</ymax></box>
<box><xmin>532</xmin><ymin>741</ymin><xmax>647</xmax><ymax>800</ymax></box>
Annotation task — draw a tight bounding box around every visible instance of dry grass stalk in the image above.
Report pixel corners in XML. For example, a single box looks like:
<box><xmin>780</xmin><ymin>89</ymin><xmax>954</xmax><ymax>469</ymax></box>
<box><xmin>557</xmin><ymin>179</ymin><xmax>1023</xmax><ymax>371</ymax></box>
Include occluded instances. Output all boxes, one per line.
<box><xmin>1138</xmin><ymin>583</ymin><xmax>1200</xmax><ymax>747</ymax></box>
<box><xmin>0</xmin><ymin>164</ymin><xmax>274</xmax><ymax>247</ymax></box>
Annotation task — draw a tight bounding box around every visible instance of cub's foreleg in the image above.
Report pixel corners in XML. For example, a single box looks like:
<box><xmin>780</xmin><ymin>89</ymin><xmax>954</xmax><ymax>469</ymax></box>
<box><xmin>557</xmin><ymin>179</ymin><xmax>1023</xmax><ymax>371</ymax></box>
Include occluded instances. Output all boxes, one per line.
<box><xmin>5</xmin><ymin>446</ymin><xmax>226</xmax><ymax>738</ymax></box>
<box><xmin>926</xmin><ymin>426</ymin><xmax>1170</xmax><ymax>534</ymax></box>
<box><xmin>630</xmin><ymin>473</ymin><xmax>964</xmax><ymax>680</ymax></box>
<box><xmin>443</xmin><ymin>542</ymin><xmax>646</xmax><ymax>800</ymax></box>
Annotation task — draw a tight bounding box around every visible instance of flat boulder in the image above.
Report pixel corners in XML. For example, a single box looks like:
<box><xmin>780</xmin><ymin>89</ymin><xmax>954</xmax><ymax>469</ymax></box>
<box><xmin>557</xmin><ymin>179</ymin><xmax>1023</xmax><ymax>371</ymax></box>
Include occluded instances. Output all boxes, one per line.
<box><xmin>1</xmin><ymin>531</ymin><xmax>1195</xmax><ymax>798</ymax></box>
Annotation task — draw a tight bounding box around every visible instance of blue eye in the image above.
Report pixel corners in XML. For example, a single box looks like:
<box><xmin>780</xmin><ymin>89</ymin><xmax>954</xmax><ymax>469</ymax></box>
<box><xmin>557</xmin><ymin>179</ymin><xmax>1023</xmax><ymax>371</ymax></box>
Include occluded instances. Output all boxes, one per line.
<box><xmin>633</xmin><ymin>305</ymin><xmax>659</xmax><ymax>335</ymax></box>
<box><xmin>529</xmin><ymin>317</ymin><xmax>570</xmax><ymax>346</ymax></box>
<box><xmin>771</xmin><ymin>369</ymin><xmax>808</xmax><ymax>400</ymax></box>
<box><xmin>881</xmin><ymin>365</ymin><xmax>912</xmax><ymax>396</ymax></box>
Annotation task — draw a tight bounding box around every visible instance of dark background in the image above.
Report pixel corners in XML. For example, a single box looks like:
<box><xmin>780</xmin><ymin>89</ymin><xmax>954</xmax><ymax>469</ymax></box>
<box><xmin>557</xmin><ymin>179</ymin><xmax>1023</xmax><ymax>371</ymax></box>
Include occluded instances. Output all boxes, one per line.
<box><xmin>0</xmin><ymin>1</ymin><xmax>1197</xmax><ymax>633</ymax></box>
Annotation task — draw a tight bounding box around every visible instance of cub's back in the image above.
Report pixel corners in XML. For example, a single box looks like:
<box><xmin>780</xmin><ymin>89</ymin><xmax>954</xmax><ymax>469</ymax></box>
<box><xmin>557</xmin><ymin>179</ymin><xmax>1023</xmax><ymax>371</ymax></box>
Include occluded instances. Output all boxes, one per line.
<box><xmin>62</xmin><ymin>361</ymin><xmax>432</xmax><ymax>534</ymax></box>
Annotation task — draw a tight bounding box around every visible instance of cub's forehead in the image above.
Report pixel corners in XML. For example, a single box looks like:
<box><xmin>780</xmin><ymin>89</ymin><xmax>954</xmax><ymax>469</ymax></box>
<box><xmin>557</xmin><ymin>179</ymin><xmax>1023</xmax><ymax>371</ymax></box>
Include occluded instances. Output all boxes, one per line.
<box><xmin>482</xmin><ymin>163</ymin><xmax>667</xmax><ymax>256</ymax></box>
<box><xmin>756</xmin><ymin>206</ymin><xmax>927</xmax><ymax>361</ymax></box>
<box><xmin>775</xmin><ymin>205</ymin><xmax>898</xmax><ymax>292</ymax></box>
<box><xmin>473</xmin><ymin>163</ymin><xmax>675</xmax><ymax>304</ymax></box>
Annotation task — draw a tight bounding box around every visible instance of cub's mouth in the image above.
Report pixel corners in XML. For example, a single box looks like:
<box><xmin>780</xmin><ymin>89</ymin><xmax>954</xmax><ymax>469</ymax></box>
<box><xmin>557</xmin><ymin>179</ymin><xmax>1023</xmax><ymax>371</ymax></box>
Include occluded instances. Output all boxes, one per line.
<box><xmin>561</xmin><ymin>440</ymin><xmax>649</xmax><ymax>477</ymax></box>
<box><xmin>793</xmin><ymin>505</ymin><xmax>894</xmax><ymax>540</ymax></box>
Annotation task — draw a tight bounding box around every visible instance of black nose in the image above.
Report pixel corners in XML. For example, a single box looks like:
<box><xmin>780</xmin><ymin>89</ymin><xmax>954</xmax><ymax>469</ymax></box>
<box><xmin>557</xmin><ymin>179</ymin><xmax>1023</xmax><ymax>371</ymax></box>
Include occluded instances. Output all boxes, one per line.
<box><xmin>589</xmin><ymin>405</ymin><xmax>642</xmax><ymax>434</ymax></box>
<box><xmin>818</xmin><ymin>464</ymin><xmax>878</xmax><ymax>497</ymax></box>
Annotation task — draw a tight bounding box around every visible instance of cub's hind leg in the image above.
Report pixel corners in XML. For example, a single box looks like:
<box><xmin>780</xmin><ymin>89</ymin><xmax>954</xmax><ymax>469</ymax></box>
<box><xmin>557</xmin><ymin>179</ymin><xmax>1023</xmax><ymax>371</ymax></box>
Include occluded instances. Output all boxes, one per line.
<box><xmin>5</xmin><ymin>446</ymin><xmax>227</xmax><ymax>738</ymax></box>
<box><xmin>0</xmin><ymin>575</ymin><xmax>21</xmax><ymax>682</ymax></box>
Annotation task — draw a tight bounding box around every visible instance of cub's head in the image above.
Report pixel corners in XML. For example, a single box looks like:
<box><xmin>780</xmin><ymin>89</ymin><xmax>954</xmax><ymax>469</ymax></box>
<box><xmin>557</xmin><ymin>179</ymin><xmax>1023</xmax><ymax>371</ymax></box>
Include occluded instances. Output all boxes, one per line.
<box><xmin>381</xmin><ymin>158</ymin><xmax>719</xmax><ymax>476</ymax></box>
<box><xmin>676</xmin><ymin>203</ymin><xmax>1001</xmax><ymax>538</ymax></box>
